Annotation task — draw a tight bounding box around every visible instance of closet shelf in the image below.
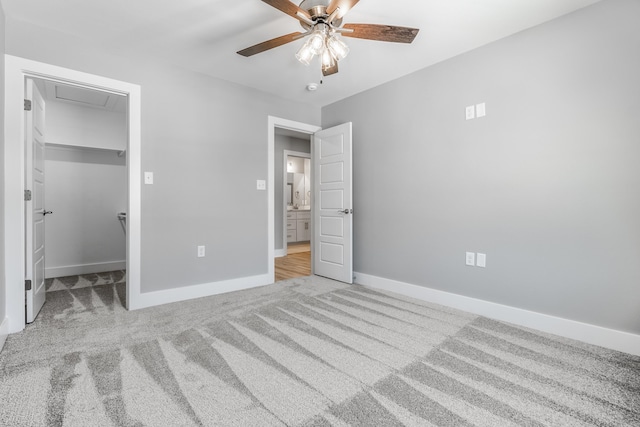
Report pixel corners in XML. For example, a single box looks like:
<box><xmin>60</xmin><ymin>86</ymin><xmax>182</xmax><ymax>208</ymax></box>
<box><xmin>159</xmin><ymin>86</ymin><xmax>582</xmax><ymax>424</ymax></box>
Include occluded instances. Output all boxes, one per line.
<box><xmin>45</xmin><ymin>142</ymin><xmax>126</xmax><ymax>157</ymax></box>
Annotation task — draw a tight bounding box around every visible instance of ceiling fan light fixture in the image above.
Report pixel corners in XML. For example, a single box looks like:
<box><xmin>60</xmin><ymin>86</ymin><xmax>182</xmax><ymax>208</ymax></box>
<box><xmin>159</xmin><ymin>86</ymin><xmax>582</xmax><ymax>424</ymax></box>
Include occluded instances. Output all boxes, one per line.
<box><xmin>327</xmin><ymin>34</ymin><xmax>349</xmax><ymax>61</ymax></box>
<box><xmin>238</xmin><ymin>0</ymin><xmax>420</xmax><ymax>76</ymax></box>
<box><xmin>308</xmin><ymin>24</ymin><xmax>328</xmax><ymax>54</ymax></box>
<box><xmin>321</xmin><ymin>47</ymin><xmax>337</xmax><ymax>71</ymax></box>
<box><xmin>296</xmin><ymin>40</ymin><xmax>316</xmax><ymax>65</ymax></box>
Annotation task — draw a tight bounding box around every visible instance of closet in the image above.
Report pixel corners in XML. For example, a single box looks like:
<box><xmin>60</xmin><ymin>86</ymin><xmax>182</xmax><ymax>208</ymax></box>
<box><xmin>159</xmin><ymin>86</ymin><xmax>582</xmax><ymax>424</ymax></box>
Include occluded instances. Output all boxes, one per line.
<box><xmin>38</xmin><ymin>79</ymin><xmax>128</xmax><ymax>279</ymax></box>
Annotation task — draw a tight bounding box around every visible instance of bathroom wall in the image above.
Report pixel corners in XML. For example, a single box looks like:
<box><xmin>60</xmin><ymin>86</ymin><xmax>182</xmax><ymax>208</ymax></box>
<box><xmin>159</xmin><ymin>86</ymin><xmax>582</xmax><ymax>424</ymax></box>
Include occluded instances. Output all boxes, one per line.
<box><xmin>287</xmin><ymin>156</ymin><xmax>305</xmax><ymax>173</ymax></box>
<box><xmin>287</xmin><ymin>157</ymin><xmax>311</xmax><ymax>208</ymax></box>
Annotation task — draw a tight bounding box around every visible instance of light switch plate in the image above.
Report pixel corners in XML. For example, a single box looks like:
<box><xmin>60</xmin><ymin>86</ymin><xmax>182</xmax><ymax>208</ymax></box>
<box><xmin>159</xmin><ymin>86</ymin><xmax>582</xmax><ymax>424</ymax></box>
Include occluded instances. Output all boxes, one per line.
<box><xmin>144</xmin><ymin>172</ymin><xmax>153</xmax><ymax>185</ymax></box>
<box><xmin>197</xmin><ymin>245</ymin><xmax>205</xmax><ymax>258</ymax></box>
<box><xmin>465</xmin><ymin>252</ymin><xmax>475</xmax><ymax>266</ymax></box>
<box><xmin>256</xmin><ymin>180</ymin><xmax>266</xmax><ymax>190</ymax></box>
<box><xmin>476</xmin><ymin>103</ymin><xmax>486</xmax><ymax>118</ymax></box>
<box><xmin>465</xmin><ymin>105</ymin><xmax>475</xmax><ymax>120</ymax></box>
<box><xmin>477</xmin><ymin>253</ymin><xmax>486</xmax><ymax>267</ymax></box>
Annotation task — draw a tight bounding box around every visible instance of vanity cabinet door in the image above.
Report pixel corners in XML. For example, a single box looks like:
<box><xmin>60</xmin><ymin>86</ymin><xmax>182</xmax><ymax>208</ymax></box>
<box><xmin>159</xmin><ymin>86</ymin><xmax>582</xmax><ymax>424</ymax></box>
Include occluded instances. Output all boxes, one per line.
<box><xmin>296</xmin><ymin>220</ymin><xmax>311</xmax><ymax>242</ymax></box>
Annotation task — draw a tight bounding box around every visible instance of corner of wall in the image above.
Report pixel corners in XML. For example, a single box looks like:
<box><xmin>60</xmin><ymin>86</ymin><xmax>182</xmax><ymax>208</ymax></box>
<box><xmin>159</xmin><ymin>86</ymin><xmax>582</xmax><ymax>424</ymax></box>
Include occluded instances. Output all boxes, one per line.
<box><xmin>0</xmin><ymin>318</ymin><xmax>7</xmax><ymax>353</ymax></box>
<box><xmin>0</xmin><ymin>0</ymin><xmax>7</xmax><ymax>339</ymax></box>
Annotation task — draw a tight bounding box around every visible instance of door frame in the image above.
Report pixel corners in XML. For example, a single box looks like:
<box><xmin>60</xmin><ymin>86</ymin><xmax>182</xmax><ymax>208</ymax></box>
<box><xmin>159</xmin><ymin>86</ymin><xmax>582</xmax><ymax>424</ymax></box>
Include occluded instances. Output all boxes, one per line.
<box><xmin>281</xmin><ymin>150</ymin><xmax>311</xmax><ymax>257</ymax></box>
<box><xmin>3</xmin><ymin>55</ymin><xmax>142</xmax><ymax>334</ymax></box>
<box><xmin>268</xmin><ymin>116</ymin><xmax>320</xmax><ymax>282</ymax></box>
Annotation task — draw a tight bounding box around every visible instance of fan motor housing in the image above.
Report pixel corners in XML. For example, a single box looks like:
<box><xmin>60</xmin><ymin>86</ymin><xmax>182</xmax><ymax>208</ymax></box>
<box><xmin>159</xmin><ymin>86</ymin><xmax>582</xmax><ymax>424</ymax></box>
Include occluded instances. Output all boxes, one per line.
<box><xmin>299</xmin><ymin>0</ymin><xmax>343</xmax><ymax>27</ymax></box>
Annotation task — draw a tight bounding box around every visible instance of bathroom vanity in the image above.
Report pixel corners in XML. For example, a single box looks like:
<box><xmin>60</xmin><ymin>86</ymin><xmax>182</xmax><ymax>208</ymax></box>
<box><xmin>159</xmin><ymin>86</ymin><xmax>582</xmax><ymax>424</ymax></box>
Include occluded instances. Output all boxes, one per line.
<box><xmin>286</xmin><ymin>209</ymin><xmax>311</xmax><ymax>242</ymax></box>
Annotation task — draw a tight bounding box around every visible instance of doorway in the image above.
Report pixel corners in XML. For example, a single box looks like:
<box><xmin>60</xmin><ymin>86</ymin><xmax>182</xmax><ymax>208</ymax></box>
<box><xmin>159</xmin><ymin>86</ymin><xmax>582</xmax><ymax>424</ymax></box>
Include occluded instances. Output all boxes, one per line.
<box><xmin>268</xmin><ymin>118</ymin><xmax>354</xmax><ymax>285</ymax></box>
<box><xmin>32</xmin><ymin>77</ymin><xmax>128</xmax><ymax>311</ymax></box>
<box><xmin>4</xmin><ymin>55</ymin><xmax>142</xmax><ymax>335</ymax></box>
<box><xmin>267</xmin><ymin>117</ymin><xmax>321</xmax><ymax>283</ymax></box>
<box><xmin>277</xmin><ymin>148</ymin><xmax>311</xmax><ymax>281</ymax></box>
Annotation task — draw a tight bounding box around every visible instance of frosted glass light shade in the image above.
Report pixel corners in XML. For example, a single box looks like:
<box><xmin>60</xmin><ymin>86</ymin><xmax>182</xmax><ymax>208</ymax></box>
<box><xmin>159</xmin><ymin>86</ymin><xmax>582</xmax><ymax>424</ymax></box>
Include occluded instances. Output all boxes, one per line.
<box><xmin>321</xmin><ymin>48</ymin><xmax>337</xmax><ymax>71</ymax></box>
<box><xmin>308</xmin><ymin>32</ymin><xmax>325</xmax><ymax>55</ymax></box>
<box><xmin>296</xmin><ymin>40</ymin><xmax>315</xmax><ymax>65</ymax></box>
<box><xmin>327</xmin><ymin>35</ymin><xmax>349</xmax><ymax>60</ymax></box>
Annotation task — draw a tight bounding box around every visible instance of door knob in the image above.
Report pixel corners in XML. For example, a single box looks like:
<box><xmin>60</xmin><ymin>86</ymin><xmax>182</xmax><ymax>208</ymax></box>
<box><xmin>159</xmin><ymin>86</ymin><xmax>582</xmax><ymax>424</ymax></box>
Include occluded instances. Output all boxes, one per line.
<box><xmin>338</xmin><ymin>209</ymin><xmax>353</xmax><ymax>214</ymax></box>
<box><xmin>43</xmin><ymin>211</ymin><xmax>53</xmax><ymax>216</ymax></box>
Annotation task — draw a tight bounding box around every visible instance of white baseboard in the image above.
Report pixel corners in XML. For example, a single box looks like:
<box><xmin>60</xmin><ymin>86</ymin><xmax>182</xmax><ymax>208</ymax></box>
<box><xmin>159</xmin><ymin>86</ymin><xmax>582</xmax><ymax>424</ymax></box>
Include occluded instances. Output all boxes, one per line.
<box><xmin>46</xmin><ymin>261</ymin><xmax>126</xmax><ymax>279</ymax></box>
<box><xmin>132</xmin><ymin>273</ymin><xmax>272</xmax><ymax>310</ymax></box>
<box><xmin>0</xmin><ymin>317</ymin><xmax>8</xmax><ymax>354</ymax></box>
<box><xmin>355</xmin><ymin>272</ymin><xmax>640</xmax><ymax>357</ymax></box>
<box><xmin>274</xmin><ymin>249</ymin><xmax>286</xmax><ymax>258</ymax></box>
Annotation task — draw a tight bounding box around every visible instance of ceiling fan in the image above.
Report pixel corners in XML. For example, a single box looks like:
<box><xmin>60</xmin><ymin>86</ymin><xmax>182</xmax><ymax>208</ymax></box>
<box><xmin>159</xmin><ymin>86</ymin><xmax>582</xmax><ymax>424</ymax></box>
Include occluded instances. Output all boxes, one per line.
<box><xmin>237</xmin><ymin>0</ymin><xmax>420</xmax><ymax>76</ymax></box>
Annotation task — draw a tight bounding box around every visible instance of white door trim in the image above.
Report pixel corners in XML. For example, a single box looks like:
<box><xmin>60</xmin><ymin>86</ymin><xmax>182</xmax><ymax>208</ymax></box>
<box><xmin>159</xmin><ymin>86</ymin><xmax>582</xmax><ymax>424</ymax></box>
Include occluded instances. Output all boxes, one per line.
<box><xmin>3</xmin><ymin>55</ymin><xmax>142</xmax><ymax>333</ymax></box>
<box><xmin>268</xmin><ymin>116</ymin><xmax>320</xmax><ymax>282</ymax></box>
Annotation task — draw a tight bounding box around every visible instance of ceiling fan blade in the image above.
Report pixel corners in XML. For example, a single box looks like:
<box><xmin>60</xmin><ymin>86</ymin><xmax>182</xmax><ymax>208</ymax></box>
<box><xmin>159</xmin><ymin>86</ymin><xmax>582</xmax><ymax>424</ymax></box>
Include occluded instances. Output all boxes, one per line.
<box><xmin>237</xmin><ymin>32</ymin><xmax>305</xmax><ymax>57</ymax></box>
<box><xmin>322</xmin><ymin>62</ymin><xmax>339</xmax><ymax>76</ymax></box>
<box><xmin>326</xmin><ymin>0</ymin><xmax>360</xmax><ymax>21</ymax></box>
<box><xmin>261</xmin><ymin>0</ymin><xmax>311</xmax><ymax>23</ymax></box>
<box><xmin>341</xmin><ymin>23</ymin><xmax>419</xmax><ymax>43</ymax></box>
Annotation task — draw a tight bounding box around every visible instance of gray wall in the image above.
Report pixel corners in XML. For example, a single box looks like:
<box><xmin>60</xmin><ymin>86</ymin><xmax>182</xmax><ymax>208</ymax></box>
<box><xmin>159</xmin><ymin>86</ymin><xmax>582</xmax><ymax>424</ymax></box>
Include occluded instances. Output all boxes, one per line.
<box><xmin>44</xmin><ymin>99</ymin><xmax>127</xmax><ymax>276</ymax></box>
<box><xmin>44</xmin><ymin>146</ymin><xmax>126</xmax><ymax>276</ymax></box>
<box><xmin>46</xmin><ymin>100</ymin><xmax>127</xmax><ymax>151</ymax></box>
<box><xmin>274</xmin><ymin>135</ymin><xmax>310</xmax><ymax>251</ymax></box>
<box><xmin>322</xmin><ymin>0</ymin><xmax>640</xmax><ymax>334</ymax></box>
<box><xmin>5</xmin><ymin>19</ymin><xmax>320</xmax><ymax>293</ymax></box>
<box><xmin>0</xmin><ymin>3</ymin><xmax>5</xmax><ymax>327</ymax></box>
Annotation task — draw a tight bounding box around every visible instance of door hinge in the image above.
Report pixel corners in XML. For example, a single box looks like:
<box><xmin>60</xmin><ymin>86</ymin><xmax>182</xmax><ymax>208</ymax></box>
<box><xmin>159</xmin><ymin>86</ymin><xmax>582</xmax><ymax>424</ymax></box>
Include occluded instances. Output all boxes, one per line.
<box><xmin>25</xmin><ymin>280</ymin><xmax>32</xmax><ymax>291</ymax></box>
<box><xmin>24</xmin><ymin>190</ymin><xmax>32</xmax><ymax>201</ymax></box>
<box><xmin>24</xmin><ymin>99</ymin><xmax>32</xmax><ymax>111</ymax></box>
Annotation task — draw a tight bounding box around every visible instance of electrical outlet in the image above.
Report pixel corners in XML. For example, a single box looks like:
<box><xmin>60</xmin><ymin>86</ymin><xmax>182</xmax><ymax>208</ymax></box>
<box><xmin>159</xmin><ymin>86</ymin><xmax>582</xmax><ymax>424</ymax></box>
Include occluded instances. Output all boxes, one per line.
<box><xmin>144</xmin><ymin>171</ymin><xmax>154</xmax><ymax>185</ymax></box>
<box><xmin>476</xmin><ymin>102</ymin><xmax>486</xmax><ymax>118</ymax></box>
<box><xmin>465</xmin><ymin>252</ymin><xmax>475</xmax><ymax>266</ymax></box>
<box><xmin>477</xmin><ymin>253</ymin><xmax>486</xmax><ymax>268</ymax></box>
<box><xmin>256</xmin><ymin>180</ymin><xmax>266</xmax><ymax>190</ymax></box>
<box><xmin>465</xmin><ymin>105</ymin><xmax>475</xmax><ymax>120</ymax></box>
<box><xmin>197</xmin><ymin>245</ymin><xmax>205</xmax><ymax>258</ymax></box>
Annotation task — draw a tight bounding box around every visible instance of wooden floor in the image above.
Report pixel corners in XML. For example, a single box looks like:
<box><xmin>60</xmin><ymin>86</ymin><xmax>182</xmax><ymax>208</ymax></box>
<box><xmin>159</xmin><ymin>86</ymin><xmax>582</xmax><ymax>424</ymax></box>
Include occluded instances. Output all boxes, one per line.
<box><xmin>286</xmin><ymin>242</ymin><xmax>310</xmax><ymax>254</ymax></box>
<box><xmin>275</xmin><ymin>243</ymin><xmax>311</xmax><ymax>281</ymax></box>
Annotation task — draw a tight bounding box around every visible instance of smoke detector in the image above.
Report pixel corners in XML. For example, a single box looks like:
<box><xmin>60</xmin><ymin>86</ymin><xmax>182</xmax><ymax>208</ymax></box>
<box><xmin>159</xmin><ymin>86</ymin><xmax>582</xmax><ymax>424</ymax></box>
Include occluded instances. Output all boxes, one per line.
<box><xmin>306</xmin><ymin>83</ymin><xmax>319</xmax><ymax>91</ymax></box>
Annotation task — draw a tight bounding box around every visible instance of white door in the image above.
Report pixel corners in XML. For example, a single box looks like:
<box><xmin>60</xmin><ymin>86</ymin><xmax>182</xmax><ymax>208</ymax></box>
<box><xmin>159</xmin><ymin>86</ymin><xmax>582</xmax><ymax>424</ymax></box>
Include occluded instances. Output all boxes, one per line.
<box><xmin>313</xmin><ymin>122</ymin><xmax>353</xmax><ymax>283</ymax></box>
<box><xmin>25</xmin><ymin>78</ymin><xmax>47</xmax><ymax>323</ymax></box>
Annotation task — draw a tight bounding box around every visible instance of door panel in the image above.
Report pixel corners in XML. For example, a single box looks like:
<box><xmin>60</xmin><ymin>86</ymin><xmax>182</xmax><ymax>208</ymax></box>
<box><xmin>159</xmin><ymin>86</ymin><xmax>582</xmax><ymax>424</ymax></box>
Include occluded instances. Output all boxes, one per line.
<box><xmin>320</xmin><ymin>134</ymin><xmax>344</xmax><ymax>157</ymax></box>
<box><xmin>313</xmin><ymin>122</ymin><xmax>352</xmax><ymax>284</ymax></box>
<box><xmin>320</xmin><ymin>162</ymin><xmax>344</xmax><ymax>182</ymax></box>
<box><xmin>26</xmin><ymin>78</ymin><xmax>47</xmax><ymax>323</ymax></box>
<box><xmin>320</xmin><ymin>242</ymin><xmax>344</xmax><ymax>265</ymax></box>
<box><xmin>320</xmin><ymin>189</ymin><xmax>343</xmax><ymax>209</ymax></box>
<box><xmin>320</xmin><ymin>217</ymin><xmax>343</xmax><ymax>237</ymax></box>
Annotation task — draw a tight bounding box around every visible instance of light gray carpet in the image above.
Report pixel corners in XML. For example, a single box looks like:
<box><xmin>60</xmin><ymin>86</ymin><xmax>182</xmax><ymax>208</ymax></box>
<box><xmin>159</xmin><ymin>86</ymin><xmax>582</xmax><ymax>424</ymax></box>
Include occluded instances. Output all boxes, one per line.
<box><xmin>1</xmin><ymin>276</ymin><xmax>639</xmax><ymax>426</ymax></box>
<box><xmin>45</xmin><ymin>270</ymin><xmax>126</xmax><ymax>292</ymax></box>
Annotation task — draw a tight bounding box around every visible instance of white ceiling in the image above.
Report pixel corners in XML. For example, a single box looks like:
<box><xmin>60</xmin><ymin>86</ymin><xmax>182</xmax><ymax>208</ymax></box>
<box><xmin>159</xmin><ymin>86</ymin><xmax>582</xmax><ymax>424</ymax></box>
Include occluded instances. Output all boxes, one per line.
<box><xmin>2</xmin><ymin>0</ymin><xmax>600</xmax><ymax>107</ymax></box>
<box><xmin>40</xmin><ymin>79</ymin><xmax>127</xmax><ymax>113</ymax></box>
